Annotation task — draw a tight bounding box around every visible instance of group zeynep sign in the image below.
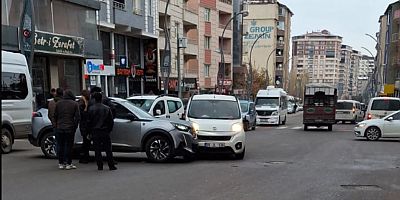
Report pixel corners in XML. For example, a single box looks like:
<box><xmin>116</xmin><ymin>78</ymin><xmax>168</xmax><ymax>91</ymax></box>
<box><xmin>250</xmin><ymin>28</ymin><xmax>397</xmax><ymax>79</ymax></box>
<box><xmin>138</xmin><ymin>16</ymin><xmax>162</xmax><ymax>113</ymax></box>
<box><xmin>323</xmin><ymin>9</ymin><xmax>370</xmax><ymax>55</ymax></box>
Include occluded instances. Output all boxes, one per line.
<box><xmin>33</xmin><ymin>31</ymin><xmax>84</xmax><ymax>56</ymax></box>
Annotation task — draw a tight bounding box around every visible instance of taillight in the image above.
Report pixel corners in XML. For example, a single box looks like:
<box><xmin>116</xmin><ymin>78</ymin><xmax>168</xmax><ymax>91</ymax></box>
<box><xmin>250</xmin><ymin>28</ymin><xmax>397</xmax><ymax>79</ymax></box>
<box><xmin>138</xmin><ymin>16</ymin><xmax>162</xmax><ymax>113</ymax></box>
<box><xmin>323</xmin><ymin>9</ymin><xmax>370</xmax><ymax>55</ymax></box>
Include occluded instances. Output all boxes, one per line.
<box><xmin>32</xmin><ymin>112</ymin><xmax>42</xmax><ymax>118</ymax></box>
<box><xmin>367</xmin><ymin>113</ymin><xmax>372</xmax><ymax>120</ymax></box>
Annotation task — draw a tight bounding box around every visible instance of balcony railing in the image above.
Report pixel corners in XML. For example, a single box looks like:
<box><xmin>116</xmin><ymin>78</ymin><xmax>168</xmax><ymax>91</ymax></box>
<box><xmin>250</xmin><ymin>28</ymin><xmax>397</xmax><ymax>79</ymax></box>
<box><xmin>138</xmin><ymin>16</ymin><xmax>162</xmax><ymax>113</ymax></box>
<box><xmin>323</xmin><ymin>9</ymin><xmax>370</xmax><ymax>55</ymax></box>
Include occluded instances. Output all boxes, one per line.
<box><xmin>219</xmin><ymin>0</ymin><xmax>232</xmax><ymax>5</ymax></box>
<box><xmin>113</xmin><ymin>1</ymin><xmax>125</xmax><ymax>11</ymax></box>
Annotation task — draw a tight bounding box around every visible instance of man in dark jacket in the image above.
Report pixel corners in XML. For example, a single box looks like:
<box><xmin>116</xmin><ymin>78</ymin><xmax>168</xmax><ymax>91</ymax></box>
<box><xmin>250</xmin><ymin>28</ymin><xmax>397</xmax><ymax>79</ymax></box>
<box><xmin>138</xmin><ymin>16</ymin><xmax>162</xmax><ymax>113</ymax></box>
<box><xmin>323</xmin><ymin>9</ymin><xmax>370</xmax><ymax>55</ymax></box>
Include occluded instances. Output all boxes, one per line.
<box><xmin>54</xmin><ymin>90</ymin><xmax>80</xmax><ymax>170</ymax></box>
<box><xmin>48</xmin><ymin>88</ymin><xmax>64</xmax><ymax>126</ymax></box>
<box><xmin>87</xmin><ymin>92</ymin><xmax>116</xmax><ymax>171</ymax></box>
<box><xmin>89</xmin><ymin>86</ymin><xmax>116</xmax><ymax>118</ymax></box>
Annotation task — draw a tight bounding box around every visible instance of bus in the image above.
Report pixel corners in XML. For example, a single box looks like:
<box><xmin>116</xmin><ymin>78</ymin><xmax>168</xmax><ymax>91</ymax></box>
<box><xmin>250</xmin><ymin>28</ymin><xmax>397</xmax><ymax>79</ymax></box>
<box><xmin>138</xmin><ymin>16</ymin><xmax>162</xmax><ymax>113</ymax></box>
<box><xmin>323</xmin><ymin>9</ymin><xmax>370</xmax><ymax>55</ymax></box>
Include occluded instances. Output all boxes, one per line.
<box><xmin>303</xmin><ymin>84</ymin><xmax>337</xmax><ymax>131</ymax></box>
<box><xmin>255</xmin><ymin>86</ymin><xmax>288</xmax><ymax>125</ymax></box>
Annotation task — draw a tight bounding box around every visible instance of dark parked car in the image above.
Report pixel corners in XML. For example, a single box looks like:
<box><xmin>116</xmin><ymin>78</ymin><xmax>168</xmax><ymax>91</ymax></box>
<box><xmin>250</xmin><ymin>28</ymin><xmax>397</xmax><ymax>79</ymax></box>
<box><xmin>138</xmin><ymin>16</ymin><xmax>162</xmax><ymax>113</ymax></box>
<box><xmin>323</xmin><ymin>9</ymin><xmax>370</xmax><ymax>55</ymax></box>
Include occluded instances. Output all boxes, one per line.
<box><xmin>240</xmin><ymin>100</ymin><xmax>257</xmax><ymax>131</ymax></box>
<box><xmin>29</xmin><ymin>97</ymin><xmax>197</xmax><ymax>162</ymax></box>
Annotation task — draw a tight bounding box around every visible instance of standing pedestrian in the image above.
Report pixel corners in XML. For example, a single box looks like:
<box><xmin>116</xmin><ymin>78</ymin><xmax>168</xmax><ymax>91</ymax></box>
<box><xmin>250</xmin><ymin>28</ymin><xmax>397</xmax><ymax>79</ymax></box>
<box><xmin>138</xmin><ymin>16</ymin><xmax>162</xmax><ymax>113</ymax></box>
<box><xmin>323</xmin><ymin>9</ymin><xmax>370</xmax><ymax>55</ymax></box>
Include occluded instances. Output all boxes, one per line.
<box><xmin>89</xmin><ymin>86</ymin><xmax>116</xmax><ymax>118</ymax></box>
<box><xmin>48</xmin><ymin>88</ymin><xmax>63</xmax><ymax>125</ymax></box>
<box><xmin>54</xmin><ymin>90</ymin><xmax>80</xmax><ymax>170</ymax></box>
<box><xmin>87</xmin><ymin>92</ymin><xmax>117</xmax><ymax>171</ymax></box>
<box><xmin>78</xmin><ymin>90</ymin><xmax>91</xmax><ymax>164</ymax></box>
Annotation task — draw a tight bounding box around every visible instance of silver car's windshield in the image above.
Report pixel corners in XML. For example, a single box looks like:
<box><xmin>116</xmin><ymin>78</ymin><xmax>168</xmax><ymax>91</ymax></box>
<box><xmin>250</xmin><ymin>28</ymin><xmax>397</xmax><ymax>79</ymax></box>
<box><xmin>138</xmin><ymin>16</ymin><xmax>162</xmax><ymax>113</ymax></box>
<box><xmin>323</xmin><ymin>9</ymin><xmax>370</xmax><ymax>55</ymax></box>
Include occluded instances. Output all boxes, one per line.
<box><xmin>188</xmin><ymin>100</ymin><xmax>241</xmax><ymax>119</ymax></box>
<box><xmin>240</xmin><ymin>102</ymin><xmax>249</xmax><ymax>113</ymax></box>
<box><xmin>128</xmin><ymin>99</ymin><xmax>154</xmax><ymax>112</ymax></box>
<box><xmin>120</xmin><ymin>101</ymin><xmax>154</xmax><ymax>119</ymax></box>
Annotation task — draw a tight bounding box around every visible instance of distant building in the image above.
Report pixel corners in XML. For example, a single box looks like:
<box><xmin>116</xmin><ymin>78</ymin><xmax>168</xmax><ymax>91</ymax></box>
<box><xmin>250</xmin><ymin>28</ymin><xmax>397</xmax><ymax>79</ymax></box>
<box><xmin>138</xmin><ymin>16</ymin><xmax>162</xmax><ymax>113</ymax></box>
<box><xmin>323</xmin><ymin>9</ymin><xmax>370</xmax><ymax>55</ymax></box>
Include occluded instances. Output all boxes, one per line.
<box><xmin>291</xmin><ymin>30</ymin><xmax>342</xmax><ymax>97</ymax></box>
<box><xmin>242</xmin><ymin>0</ymin><xmax>293</xmax><ymax>90</ymax></box>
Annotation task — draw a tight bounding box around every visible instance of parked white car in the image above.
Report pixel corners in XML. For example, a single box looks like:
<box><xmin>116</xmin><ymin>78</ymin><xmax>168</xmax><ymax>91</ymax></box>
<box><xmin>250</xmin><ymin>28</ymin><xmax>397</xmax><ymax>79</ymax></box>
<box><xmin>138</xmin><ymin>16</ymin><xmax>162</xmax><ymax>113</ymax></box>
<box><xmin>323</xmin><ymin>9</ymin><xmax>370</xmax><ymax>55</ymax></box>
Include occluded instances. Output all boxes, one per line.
<box><xmin>365</xmin><ymin>97</ymin><xmax>400</xmax><ymax>120</ymax></box>
<box><xmin>127</xmin><ymin>95</ymin><xmax>184</xmax><ymax>120</ymax></box>
<box><xmin>354</xmin><ymin>110</ymin><xmax>400</xmax><ymax>141</ymax></box>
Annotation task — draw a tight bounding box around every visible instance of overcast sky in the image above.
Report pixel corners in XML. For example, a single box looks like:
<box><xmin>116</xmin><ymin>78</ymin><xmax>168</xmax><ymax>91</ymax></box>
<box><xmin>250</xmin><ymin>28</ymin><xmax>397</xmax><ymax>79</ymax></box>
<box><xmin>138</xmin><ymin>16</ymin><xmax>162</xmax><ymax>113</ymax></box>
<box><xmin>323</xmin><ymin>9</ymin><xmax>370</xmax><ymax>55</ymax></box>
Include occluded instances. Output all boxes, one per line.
<box><xmin>278</xmin><ymin>0</ymin><xmax>397</xmax><ymax>56</ymax></box>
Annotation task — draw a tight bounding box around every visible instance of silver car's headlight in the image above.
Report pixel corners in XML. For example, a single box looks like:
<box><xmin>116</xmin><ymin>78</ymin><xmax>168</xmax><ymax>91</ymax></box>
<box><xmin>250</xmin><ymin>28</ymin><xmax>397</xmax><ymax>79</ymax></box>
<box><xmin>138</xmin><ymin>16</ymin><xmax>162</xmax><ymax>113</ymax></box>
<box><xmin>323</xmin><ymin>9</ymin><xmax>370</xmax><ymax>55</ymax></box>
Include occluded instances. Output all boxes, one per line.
<box><xmin>172</xmin><ymin>123</ymin><xmax>197</xmax><ymax>138</ymax></box>
<box><xmin>355</xmin><ymin>122</ymin><xmax>367</xmax><ymax>128</ymax></box>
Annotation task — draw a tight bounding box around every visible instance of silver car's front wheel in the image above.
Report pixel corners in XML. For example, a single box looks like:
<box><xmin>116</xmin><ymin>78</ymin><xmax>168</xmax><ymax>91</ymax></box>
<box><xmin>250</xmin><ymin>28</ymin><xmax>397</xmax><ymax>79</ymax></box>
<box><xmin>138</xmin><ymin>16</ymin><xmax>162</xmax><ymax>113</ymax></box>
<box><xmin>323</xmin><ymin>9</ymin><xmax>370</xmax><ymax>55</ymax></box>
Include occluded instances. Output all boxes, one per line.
<box><xmin>145</xmin><ymin>135</ymin><xmax>173</xmax><ymax>163</ymax></box>
<box><xmin>40</xmin><ymin>132</ymin><xmax>57</xmax><ymax>158</ymax></box>
<box><xmin>365</xmin><ymin>127</ymin><xmax>381</xmax><ymax>141</ymax></box>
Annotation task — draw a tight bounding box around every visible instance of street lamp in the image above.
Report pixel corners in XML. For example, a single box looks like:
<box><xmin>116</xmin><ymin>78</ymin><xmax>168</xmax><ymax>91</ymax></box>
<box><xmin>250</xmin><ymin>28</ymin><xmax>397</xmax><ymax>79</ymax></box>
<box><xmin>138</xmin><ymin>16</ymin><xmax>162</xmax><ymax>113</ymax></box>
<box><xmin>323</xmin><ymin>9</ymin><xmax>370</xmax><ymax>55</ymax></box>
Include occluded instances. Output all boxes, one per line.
<box><xmin>265</xmin><ymin>47</ymin><xmax>278</xmax><ymax>87</ymax></box>
<box><xmin>362</xmin><ymin>46</ymin><xmax>378</xmax><ymax>98</ymax></box>
<box><xmin>248</xmin><ymin>31</ymin><xmax>269</xmax><ymax>100</ymax></box>
<box><xmin>219</xmin><ymin>10</ymin><xmax>249</xmax><ymax>94</ymax></box>
<box><xmin>365</xmin><ymin>33</ymin><xmax>384</xmax><ymax>95</ymax></box>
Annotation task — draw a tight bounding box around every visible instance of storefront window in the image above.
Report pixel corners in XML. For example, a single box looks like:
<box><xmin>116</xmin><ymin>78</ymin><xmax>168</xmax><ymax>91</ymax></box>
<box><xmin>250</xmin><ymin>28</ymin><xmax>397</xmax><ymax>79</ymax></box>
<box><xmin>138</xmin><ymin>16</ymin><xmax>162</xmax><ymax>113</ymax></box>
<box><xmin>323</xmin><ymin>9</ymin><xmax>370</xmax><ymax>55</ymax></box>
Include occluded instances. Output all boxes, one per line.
<box><xmin>114</xmin><ymin>34</ymin><xmax>126</xmax><ymax>66</ymax></box>
<box><xmin>53</xmin><ymin>0</ymin><xmax>97</xmax><ymax>39</ymax></box>
<box><xmin>32</xmin><ymin>57</ymin><xmax>50</xmax><ymax>109</ymax></box>
<box><xmin>2</xmin><ymin>0</ymin><xmax>23</xmax><ymax>26</ymax></box>
<box><xmin>115</xmin><ymin>76</ymin><xmax>127</xmax><ymax>98</ymax></box>
<box><xmin>101</xmin><ymin>31</ymin><xmax>111</xmax><ymax>65</ymax></box>
<box><xmin>58</xmin><ymin>58</ymin><xmax>81</xmax><ymax>96</ymax></box>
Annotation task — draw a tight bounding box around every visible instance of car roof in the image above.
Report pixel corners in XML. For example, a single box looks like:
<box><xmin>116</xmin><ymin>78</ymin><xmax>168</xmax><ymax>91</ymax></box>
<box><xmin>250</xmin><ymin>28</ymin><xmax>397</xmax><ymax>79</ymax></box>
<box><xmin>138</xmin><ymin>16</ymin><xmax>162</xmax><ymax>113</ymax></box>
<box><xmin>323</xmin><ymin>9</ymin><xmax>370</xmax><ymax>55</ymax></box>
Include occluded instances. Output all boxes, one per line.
<box><xmin>192</xmin><ymin>94</ymin><xmax>237</xmax><ymax>101</ymax></box>
<box><xmin>370</xmin><ymin>97</ymin><xmax>400</xmax><ymax>101</ymax></box>
<box><xmin>127</xmin><ymin>95</ymin><xmax>158</xmax><ymax>100</ymax></box>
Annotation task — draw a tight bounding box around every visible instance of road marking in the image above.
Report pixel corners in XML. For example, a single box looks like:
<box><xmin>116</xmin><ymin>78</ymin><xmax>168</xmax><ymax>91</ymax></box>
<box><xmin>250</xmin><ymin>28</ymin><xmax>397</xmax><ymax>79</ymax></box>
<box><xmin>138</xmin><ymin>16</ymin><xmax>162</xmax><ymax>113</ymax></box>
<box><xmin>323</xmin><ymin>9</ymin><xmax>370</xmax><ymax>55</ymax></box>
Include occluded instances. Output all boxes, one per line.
<box><xmin>276</xmin><ymin>126</ymin><xmax>288</xmax><ymax>129</ymax></box>
<box><xmin>291</xmin><ymin>126</ymin><xmax>302</xmax><ymax>129</ymax></box>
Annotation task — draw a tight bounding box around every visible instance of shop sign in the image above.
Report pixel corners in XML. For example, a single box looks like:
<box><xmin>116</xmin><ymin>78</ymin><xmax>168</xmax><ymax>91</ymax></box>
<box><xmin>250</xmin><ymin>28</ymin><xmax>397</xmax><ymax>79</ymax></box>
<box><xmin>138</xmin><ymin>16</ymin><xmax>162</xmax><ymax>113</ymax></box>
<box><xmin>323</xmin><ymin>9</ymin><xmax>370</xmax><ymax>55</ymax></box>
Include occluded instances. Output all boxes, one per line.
<box><xmin>116</xmin><ymin>68</ymin><xmax>131</xmax><ymax>76</ymax></box>
<box><xmin>84</xmin><ymin>59</ymin><xmax>115</xmax><ymax>76</ymax></box>
<box><xmin>33</xmin><ymin>31</ymin><xmax>84</xmax><ymax>56</ymax></box>
<box><xmin>144</xmin><ymin>40</ymin><xmax>158</xmax><ymax>82</ymax></box>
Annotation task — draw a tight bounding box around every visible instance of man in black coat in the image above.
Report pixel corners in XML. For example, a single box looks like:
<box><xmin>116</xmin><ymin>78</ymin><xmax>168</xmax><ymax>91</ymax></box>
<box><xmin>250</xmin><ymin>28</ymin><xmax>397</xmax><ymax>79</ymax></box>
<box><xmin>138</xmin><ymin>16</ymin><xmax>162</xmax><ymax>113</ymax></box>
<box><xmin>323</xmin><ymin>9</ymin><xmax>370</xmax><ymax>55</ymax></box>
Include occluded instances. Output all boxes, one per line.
<box><xmin>87</xmin><ymin>92</ymin><xmax>117</xmax><ymax>171</ymax></box>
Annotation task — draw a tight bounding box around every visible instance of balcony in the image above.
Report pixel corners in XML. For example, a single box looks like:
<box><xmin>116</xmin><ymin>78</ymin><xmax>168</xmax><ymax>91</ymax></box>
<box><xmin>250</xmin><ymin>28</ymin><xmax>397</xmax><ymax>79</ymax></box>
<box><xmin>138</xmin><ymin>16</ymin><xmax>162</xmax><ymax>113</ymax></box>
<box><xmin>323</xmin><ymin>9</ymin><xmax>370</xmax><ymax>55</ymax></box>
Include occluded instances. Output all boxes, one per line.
<box><xmin>183</xmin><ymin>6</ymin><xmax>198</xmax><ymax>26</ymax></box>
<box><xmin>184</xmin><ymin>39</ymin><xmax>198</xmax><ymax>56</ymax></box>
<box><xmin>113</xmin><ymin>1</ymin><xmax>125</xmax><ymax>11</ymax></box>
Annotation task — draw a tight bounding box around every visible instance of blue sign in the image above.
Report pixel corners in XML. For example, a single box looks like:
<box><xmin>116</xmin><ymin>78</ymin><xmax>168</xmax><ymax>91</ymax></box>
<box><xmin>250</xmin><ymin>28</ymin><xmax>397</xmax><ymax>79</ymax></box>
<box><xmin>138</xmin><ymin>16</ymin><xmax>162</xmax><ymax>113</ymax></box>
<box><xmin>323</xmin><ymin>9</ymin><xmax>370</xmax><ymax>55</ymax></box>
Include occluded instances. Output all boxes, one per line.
<box><xmin>86</xmin><ymin>61</ymin><xmax>104</xmax><ymax>73</ymax></box>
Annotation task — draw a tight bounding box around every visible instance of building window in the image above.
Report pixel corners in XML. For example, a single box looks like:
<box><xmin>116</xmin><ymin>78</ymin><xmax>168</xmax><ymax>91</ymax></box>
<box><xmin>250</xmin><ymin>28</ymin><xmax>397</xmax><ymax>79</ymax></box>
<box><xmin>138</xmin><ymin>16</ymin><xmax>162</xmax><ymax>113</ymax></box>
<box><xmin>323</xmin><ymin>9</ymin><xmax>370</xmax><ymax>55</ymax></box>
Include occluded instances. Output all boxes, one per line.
<box><xmin>277</xmin><ymin>21</ymin><xmax>284</xmax><ymax>30</ymax></box>
<box><xmin>133</xmin><ymin>0</ymin><xmax>142</xmax><ymax>15</ymax></box>
<box><xmin>204</xmin><ymin>8</ymin><xmax>211</xmax><ymax>22</ymax></box>
<box><xmin>114</xmin><ymin>34</ymin><xmax>126</xmax><ymax>67</ymax></box>
<box><xmin>204</xmin><ymin>64</ymin><xmax>210</xmax><ymax>77</ymax></box>
<box><xmin>204</xmin><ymin>36</ymin><xmax>211</xmax><ymax>49</ymax></box>
<box><xmin>101</xmin><ymin>31</ymin><xmax>111</xmax><ymax>65</ymax></box>
<box><xmin>278</xmin><ymin>7</ymin><xmax>285</xmax><ymax>16</ymax></box>
<box><xmin>146</xmin><ymin>0</ymin><xmax>152</xmax><ymax>16</ymax></box>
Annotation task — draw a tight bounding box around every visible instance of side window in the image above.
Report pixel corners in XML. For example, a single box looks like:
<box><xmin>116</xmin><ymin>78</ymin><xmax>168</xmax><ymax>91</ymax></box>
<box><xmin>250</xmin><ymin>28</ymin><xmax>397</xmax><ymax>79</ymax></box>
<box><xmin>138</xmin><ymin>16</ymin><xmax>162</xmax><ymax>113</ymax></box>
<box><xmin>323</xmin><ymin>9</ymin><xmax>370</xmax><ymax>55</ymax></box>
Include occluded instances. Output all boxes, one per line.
<box><xmin>153</xmin><ymin>100</ymin><xmax>166</xmax><ymax>116</ymax></box>
<box><xmin>391</xmin><ymin>112</ymin><xmax>400</xmax><ymax>120</ymax></box>
<box><xmin>167</xmin><ymin>100</ymin><xmax>178</xmax><ymax>113</ymax></box>
<box><xmin>114</xmin><ymin>103</ymin><xmax>132</xmax><ymax>119</ymax></box>
<box><xmin>1</xmin><ymin>72</ymin><xmax>28</xmax><ymax>100</ymax></box>
<box><xmin>176</xmin><ymin>101</ymin><xmax>182</xmax><ymax>110</ymax></box>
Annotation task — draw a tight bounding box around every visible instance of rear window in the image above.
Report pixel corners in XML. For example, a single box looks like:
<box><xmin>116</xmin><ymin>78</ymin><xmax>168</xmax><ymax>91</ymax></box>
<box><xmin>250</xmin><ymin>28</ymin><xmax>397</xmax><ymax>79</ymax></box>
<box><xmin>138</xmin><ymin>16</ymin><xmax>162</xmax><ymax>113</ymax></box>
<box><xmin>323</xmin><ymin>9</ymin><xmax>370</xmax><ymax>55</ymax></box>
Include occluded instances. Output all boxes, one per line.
<box><xmin>337</xmin><ymin>102</ymin><xmax>353</xmax><ymax>110</ymax></box>
<box><xmin>371</xmin><ymin>99</ymin><xmax>400</xmax><ymax>111</ymax></box>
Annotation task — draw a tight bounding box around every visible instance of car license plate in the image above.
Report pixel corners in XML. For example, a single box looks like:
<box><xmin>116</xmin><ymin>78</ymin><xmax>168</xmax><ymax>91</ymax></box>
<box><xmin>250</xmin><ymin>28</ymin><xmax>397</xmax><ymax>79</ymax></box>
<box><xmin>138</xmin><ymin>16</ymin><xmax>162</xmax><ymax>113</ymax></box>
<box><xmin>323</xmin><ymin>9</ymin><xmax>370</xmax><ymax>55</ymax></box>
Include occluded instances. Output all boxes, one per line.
<box><xmin>205</xmin><ymin>143</ymin><xmax>225</xmax><ymax>148</ymax></box>
<box><xmin>260</xmin><ymin>119</ymin><xmax>268</xmax><ymax>122</ymax></box>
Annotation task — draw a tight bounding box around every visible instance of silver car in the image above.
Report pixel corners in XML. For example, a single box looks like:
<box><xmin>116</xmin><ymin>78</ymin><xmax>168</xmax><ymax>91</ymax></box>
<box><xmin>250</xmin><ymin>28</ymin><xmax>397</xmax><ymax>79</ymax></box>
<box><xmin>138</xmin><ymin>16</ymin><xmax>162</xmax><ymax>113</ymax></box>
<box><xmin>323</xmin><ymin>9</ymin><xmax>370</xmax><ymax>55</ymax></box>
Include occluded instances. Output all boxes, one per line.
<box><xmin>29</xmin><ymin>97</ymin><xmax>197</xmax><ymax>162</ymax></box>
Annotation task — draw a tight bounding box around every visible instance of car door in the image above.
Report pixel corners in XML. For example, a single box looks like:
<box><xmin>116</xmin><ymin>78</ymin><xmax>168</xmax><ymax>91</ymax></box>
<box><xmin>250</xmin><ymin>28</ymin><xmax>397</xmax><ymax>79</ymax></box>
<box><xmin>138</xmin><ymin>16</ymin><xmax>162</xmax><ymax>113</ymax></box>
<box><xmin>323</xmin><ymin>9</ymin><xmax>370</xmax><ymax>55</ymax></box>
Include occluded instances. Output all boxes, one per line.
<box><xmin>112</xmin><ymin>103</ymin><xmax>142</xmax><ymax>148</ymax></box>
<box><xmin>249</xmin><ymin>103</ymin><xmax>256</xmax><ymax>126</ymax></box>
<box><xmin>383</xmin><ymin>112</ymin><xmax>400</xmax><ymax>136</ymax></box>
<box><xmin>167</xmin><ymin>99</ymin><xmax>183</xmax><ymax>120</ymax></box>
<box><xmin>152</xmin><ymin>99</ymin><xmax>167</xmax><ymax>119</ymax></box>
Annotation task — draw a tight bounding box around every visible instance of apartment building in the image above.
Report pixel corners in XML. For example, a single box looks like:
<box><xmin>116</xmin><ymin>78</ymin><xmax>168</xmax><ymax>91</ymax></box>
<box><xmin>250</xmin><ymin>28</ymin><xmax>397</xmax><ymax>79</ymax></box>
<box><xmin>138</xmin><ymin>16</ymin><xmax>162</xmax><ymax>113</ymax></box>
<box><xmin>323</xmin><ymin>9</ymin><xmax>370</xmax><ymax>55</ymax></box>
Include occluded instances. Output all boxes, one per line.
<box><xmin>377</xmin><ymin>1</ymin><xmax>400</xmax><ymax>97</ymax></box>
<box><xmin>242</xmin><ymin>0</ymin><xmax>293</xmax><ymax>90</ymax></box>
<box><xmin>357</xmin><ymin>55</ymin><xmax>375</xmax><ymax>98</ymax></box>
<box><xmin>338</xmin><ymin>45</ymin><xmax>352</xmax><ymax>99</ymax></box>
<box><xmin>291</xmin><ymin>30</ymin><xmax>342</xmax><ymax>96</ymax></box>
<box><xmin>158</xmin><ymin>0</ymin><xmax>233</xmax><ymax>95</ymax></box>
<box><xmin>98</xmin><ymin>0</ymin><xmax>158</xmax><ymax>98</ymax></box>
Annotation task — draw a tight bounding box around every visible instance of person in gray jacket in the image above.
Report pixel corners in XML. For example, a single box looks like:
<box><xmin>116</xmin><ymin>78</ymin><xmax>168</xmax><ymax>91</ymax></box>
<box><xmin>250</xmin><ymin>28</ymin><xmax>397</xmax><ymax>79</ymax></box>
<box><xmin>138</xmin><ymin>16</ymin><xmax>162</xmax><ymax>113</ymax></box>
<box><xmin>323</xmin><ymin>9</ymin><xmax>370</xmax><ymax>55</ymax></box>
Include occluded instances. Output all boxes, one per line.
<box><xmin>53</xmin><ymin>90</ymin><xmax>80</xmax><ymax>170</ymax></box>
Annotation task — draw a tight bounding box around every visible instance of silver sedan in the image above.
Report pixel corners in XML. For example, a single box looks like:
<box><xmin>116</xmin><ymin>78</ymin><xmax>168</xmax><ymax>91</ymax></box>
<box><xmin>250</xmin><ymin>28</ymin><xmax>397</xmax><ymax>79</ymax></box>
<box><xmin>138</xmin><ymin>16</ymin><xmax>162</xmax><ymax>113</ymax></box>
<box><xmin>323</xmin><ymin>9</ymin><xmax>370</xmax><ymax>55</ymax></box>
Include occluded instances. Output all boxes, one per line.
<box><xmin>29</xmin><ymin>97</ymin><xmax>197</xmax><ymax>162</ymax></box>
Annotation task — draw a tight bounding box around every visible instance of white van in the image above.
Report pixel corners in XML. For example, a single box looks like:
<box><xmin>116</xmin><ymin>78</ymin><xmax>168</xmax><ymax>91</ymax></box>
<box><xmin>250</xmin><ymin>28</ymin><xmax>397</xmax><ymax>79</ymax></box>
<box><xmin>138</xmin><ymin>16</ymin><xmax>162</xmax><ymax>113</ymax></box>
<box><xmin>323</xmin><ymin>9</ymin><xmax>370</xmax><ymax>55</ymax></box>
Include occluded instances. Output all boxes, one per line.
<box><xmin>1</xmin><ymin>51</ymin><xmax>33</xmax><ymax>153</ymax></box>
<box><xmin>335</xmin><ymin>100</ymin><xmax>363</xmax><ymax>124</ymax></box>
<box><xmin>365</xmin><ymin>97</ymin><xmax>400</xmax><ymax>120</ymax></box>
<box><xmin>255</xmin><ymin>86</ymin><xmax>288</xmax><ymax>125</ymax></box>
<box><xmin>185</xmin><ymin>94</ymin><xmax>245</xmax><ymax>159</ymax></box>
<box><xmin>127</xmin><ymin>95</ymin><xmax>184</xmax><ymax>120</ymax></box>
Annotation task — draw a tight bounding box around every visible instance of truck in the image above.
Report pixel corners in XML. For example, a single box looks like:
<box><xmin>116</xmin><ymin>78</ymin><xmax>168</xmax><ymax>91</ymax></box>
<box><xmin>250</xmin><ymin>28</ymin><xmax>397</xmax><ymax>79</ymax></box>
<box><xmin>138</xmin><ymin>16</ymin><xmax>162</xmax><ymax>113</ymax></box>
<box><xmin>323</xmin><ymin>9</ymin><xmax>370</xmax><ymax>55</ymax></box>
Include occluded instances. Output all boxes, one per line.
<box><xmin>303</xmin><ymin>84</ymin><xmax>337</xmax><ymax>131</ymax></box>
<box><xmin>255</xmin><ymin>86</ymin><xmax>288</xmax><ymax>125</ymax></box>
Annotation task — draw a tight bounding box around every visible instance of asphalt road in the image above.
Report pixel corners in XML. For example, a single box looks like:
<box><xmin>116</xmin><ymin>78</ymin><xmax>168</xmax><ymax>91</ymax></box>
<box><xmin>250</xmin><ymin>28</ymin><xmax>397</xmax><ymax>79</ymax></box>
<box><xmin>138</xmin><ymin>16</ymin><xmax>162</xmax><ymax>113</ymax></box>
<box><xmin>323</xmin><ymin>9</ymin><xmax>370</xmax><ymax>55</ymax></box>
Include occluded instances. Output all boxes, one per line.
<box><xmin>2</xmin><ymin>112</ymin><xmax>400</xmax><ymax>200</ymax></box>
